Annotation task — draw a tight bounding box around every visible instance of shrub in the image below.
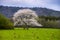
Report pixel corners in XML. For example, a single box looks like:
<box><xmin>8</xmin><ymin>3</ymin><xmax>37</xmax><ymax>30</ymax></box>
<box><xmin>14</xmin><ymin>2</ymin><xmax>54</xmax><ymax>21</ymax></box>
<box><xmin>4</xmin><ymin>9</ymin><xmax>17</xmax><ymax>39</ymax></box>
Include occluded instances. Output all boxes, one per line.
<box><xmin>43</xmin><ymin>21</ymin><xmax>59</xmax><ymax>28</ymax></box>
<box><xmin>38</xmin><ymin>17</ymin><xmax>60</xmax><ymax>28</ymax></box>
<box><xmin>0</xmin><ymin>14</ymin><xmax>14</xmax><ymax>29</ymax></box>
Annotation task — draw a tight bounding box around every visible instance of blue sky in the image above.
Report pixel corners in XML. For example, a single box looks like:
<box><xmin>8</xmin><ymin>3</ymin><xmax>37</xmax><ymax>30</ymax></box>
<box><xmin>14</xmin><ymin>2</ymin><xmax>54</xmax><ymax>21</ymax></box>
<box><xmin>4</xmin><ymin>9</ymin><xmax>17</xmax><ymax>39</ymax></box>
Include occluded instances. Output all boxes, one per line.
<box><xmin>0</xmin><ymin>0</ymin><xmax>60</xmax><ymax>11</ymax></box>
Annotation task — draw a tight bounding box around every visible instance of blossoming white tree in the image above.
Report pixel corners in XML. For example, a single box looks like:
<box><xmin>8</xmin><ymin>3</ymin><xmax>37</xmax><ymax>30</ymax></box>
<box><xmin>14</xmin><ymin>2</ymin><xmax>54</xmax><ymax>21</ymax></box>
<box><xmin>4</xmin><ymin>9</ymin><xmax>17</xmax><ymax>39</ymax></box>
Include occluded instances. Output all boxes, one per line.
<box><xmin>12</xmin><ymin>9</ymin><xmax>42</xmax><ymax>29</ymax></box>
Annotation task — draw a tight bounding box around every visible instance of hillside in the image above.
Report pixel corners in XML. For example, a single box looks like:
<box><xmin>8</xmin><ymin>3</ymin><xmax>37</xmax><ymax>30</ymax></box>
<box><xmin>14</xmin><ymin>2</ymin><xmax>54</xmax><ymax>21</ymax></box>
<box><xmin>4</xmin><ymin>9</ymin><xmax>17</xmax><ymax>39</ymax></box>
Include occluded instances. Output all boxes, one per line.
<box><xmin>0</xmin><ymin>6</ymin><xmax>60</xmax><ymax>18</ymax></box>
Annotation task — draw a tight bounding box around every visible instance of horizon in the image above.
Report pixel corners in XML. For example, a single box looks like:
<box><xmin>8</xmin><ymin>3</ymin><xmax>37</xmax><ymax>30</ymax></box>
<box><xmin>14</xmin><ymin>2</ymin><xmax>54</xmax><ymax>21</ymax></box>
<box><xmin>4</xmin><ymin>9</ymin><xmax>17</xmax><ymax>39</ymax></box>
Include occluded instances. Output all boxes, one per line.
<box><xmin>0</xmin><ymin>0</ymin><xmax>60</xmax><ymax>11</ymax></box>
<box><xmin>0</xmin><ymin>5</ymin><xmax>60</xmax><ymax>11</ymax></box>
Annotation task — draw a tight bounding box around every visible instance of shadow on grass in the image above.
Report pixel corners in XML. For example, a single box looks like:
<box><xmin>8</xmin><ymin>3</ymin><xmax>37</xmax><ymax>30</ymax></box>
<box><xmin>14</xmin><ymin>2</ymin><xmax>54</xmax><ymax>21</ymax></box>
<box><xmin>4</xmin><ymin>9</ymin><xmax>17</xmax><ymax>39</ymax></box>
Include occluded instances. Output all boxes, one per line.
<box><xmin>29</xmin><ymin>26</ymin><xmax>60</xmax><ymax>29</ymax></box>
<box><xmin>0</xmin><ymin>26</ymin><xmax>60</xmax><ymax>30</ymax></box>
<box><xmin>15</xmin><ymin>26</ymin><xmax>60</xmax><ymax>29</ymax></box>
<box><xmin>0</xmin><ymin>28</ymin><xmax>14</xmax><ymax>30</ymax></box>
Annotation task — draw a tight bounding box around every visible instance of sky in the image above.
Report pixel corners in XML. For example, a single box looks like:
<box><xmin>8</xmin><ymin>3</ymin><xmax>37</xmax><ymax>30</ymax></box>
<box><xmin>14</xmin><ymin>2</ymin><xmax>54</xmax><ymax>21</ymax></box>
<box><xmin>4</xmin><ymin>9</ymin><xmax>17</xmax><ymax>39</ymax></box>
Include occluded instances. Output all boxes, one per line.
<box><xmin>0</xmin><ymin>0</ymin><xmax>60</xmax><ymax>11</ymax></box>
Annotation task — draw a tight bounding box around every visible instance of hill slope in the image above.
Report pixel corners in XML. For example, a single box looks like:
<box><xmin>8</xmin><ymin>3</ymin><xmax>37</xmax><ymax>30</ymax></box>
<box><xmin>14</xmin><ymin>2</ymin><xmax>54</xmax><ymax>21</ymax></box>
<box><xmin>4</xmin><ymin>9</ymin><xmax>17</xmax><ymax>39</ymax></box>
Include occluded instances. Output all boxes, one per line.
<box><xmin>0</xmin><ymin>6</ymin><xmax>60</xmax><ymax>18</ymax></box>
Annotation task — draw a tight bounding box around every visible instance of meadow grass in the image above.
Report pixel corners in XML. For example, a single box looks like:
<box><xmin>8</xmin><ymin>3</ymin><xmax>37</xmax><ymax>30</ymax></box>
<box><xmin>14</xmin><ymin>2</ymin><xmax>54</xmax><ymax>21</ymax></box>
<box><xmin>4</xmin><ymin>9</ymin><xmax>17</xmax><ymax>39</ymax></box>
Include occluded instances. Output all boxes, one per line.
<box><xmin>0</xmin><ymin>28</ymin><xmax>60</xmax><ymax>40</ymax></box>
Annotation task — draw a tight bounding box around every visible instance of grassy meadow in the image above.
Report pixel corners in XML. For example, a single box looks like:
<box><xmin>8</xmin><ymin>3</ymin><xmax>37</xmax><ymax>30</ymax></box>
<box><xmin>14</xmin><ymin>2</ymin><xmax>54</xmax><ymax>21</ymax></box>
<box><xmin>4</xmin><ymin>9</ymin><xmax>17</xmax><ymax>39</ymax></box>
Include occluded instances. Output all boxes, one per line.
<box><xmin>0</xmin><ymin>28</ymin><xmax>60</xmax><ymax>40</ymax></box>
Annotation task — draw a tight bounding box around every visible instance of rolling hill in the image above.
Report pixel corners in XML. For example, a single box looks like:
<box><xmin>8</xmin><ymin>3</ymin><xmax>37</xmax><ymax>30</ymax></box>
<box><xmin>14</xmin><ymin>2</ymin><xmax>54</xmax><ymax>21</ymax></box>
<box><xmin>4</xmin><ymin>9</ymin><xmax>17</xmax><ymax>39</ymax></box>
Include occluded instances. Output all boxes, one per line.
<box><xmin>0</xmin><ymin>6</ymin><xmax>60</xmax><ymax>18</ymax></box>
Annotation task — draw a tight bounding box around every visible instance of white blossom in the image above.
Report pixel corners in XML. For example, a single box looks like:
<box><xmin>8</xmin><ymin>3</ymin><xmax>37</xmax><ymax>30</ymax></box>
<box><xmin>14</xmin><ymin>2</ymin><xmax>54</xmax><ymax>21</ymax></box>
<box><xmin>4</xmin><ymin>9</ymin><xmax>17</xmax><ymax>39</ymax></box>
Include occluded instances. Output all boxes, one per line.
<box><xmin>12</xmin><ymin>9</ymin><xmax>42</xmax><ymax>27</ymax></box>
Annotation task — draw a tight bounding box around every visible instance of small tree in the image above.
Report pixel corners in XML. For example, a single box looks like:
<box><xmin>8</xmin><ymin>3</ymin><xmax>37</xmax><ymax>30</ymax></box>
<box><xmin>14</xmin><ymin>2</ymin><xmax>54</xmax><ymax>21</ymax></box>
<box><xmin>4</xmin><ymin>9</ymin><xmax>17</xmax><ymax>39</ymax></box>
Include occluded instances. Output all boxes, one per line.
<box><xmin>0</xmin><ymin>14</ymin><xmax>14</xmax><ymax>29</ymax></box>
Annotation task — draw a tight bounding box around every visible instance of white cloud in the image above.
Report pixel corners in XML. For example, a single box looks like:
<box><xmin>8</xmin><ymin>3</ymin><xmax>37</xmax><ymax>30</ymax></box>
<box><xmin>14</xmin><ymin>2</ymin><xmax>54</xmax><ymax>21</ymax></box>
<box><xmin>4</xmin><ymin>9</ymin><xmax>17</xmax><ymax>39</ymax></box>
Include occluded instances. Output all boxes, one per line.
<box><xmin>0</xmin><ymin>0</ymin><xmax>53</xmax><ymax>7</ymax></box>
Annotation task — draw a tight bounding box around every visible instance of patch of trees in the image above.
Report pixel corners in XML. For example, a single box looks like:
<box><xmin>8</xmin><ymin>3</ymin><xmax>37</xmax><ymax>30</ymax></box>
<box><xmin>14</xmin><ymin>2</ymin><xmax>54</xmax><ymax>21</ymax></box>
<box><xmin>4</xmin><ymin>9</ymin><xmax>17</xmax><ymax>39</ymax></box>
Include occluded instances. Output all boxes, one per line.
<box><xmin>39</xmin><ymin>16</ymin><xmax>60</xmax><ymax>21</ymax></box>
<box><xmin>0</xmin><ymin>12</ymin><xmax>60</xmax><ymax>29</ymax></box>
<box><xmin>38</xmin><ymin>16</ymin><xmax>60</xmax><ymax>28</ymax></box>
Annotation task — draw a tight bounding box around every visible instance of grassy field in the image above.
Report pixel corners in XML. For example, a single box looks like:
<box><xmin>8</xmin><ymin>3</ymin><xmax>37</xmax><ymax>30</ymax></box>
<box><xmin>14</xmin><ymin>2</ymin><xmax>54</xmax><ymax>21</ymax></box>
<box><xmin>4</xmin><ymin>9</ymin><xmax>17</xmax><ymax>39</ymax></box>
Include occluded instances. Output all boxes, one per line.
<box><xmin>0</xmin><ymin>28</ymin><xmax>60</xmax><ymax>40</ymax></box>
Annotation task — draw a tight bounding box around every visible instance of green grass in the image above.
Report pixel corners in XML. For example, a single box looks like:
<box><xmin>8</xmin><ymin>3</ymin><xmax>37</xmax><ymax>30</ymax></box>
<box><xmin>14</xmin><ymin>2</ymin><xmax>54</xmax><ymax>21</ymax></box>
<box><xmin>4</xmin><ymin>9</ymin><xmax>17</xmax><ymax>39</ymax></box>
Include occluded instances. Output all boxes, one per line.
<box><xmin>0</xmin><ymin>28</ymin><xmax>60</xmax><ymax>40</ymax></box>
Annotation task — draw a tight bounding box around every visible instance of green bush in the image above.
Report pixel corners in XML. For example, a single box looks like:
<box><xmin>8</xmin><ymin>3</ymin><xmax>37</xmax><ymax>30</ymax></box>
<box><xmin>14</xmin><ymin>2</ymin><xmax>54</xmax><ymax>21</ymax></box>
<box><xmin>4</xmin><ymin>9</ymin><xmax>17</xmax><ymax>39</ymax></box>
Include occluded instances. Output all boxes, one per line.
<box><xmin>38</xmin><ymin>17</ymin><xmax>60</xmax><ymax>28</ymax></box>
<box><xmin>43</xmin><ymin>21</ymin><xmax>59</xmax><ymax>28</ymax></box>
<box><xmin>0</xmin><ymin>14</ymin><xmax>14</xmax><ymax>29</ymax></box>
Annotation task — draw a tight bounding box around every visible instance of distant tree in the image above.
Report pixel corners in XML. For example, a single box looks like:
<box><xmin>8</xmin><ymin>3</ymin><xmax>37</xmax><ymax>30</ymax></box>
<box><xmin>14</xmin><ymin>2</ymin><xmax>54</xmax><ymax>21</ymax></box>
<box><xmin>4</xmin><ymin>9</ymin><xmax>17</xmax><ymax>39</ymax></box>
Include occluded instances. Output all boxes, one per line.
<box><xmin>39</xmin><ymin>16</ymin><xmax>60</xmax><ymax>21</ymax></box>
